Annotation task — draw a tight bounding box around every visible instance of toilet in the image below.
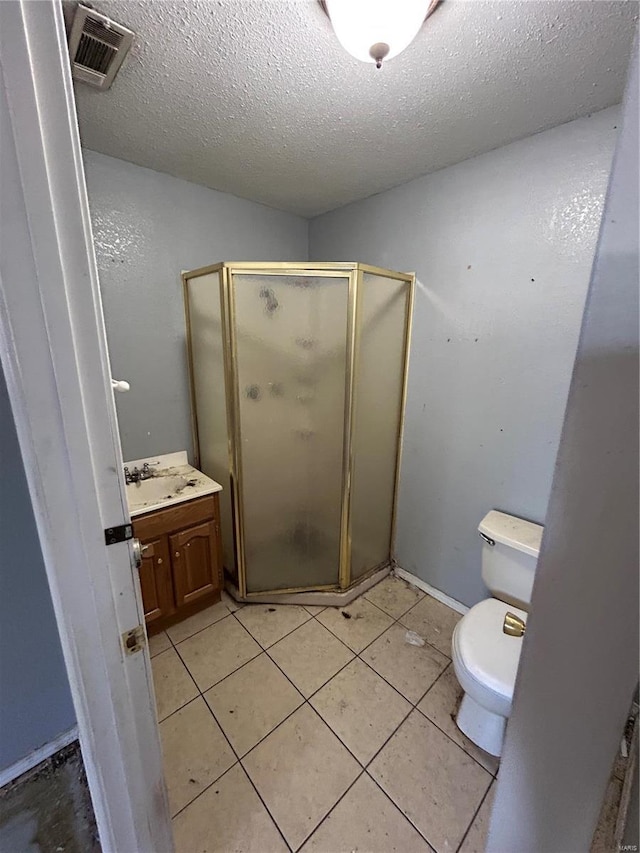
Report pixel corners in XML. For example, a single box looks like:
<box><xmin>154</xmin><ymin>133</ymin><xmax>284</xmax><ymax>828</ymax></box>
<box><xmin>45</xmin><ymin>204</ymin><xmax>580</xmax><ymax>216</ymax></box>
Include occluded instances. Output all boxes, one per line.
<box><xmin>451</xmin><ymin>510</ymin><xmax>544</xmax><ymax>757</ymax></box>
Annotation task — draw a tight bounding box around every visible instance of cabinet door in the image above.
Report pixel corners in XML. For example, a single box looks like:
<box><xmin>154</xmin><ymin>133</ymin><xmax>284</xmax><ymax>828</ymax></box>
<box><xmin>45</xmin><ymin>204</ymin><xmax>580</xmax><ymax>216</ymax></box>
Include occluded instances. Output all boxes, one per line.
<box><xmin>138</xmin><ymin>535</ymin><xmax>174</xmax><ymax>625</ymax></box>
<box><xmin>170</xmin><ymin>520</ymin><xmax>221</xmax><ymax>608</ymax></box>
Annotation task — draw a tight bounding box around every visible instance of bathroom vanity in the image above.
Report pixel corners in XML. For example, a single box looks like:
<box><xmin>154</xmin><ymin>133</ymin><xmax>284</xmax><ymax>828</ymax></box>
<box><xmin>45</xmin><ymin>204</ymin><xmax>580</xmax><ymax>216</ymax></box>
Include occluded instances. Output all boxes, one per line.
<box><xmin>125</xmin><ymin>452</ymin><xmax>223</xmax><ymax>634</ymax></box>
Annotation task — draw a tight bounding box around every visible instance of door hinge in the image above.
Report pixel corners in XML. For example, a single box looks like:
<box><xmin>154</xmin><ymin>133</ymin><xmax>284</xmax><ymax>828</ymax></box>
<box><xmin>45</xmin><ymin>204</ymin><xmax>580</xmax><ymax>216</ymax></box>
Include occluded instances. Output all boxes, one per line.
<box><xmin>104</xmin><ymin>523</ymin><xmax>133</xmax><ymax>545</ymax></box>
<box><xmin>122</xmin><ymin>625</ymin><xmax>146</xmax><ymax>656</ymax></box>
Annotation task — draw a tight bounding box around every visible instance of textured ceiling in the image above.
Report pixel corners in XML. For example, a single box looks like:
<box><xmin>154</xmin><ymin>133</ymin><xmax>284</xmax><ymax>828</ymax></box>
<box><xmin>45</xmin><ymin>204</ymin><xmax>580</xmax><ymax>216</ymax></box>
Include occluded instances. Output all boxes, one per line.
<box><xmin>71</xmin><ymin>0</ymin><xmax>637</xmax><ymax>217</ymax></box>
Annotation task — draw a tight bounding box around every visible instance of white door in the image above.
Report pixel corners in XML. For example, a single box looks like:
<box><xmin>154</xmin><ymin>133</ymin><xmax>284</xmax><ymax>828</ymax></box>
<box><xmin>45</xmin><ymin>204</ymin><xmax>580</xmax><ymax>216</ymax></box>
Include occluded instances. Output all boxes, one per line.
<box><xmin>0</xmin><ymin>1</ymin><xmax>173</xmax><ymax>850</ymax></box>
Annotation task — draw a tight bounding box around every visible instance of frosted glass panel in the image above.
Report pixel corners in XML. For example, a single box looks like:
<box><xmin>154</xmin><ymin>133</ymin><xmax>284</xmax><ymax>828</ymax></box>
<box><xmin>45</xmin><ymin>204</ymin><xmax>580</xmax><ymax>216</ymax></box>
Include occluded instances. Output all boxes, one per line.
<box><xmin>185</xmin><ymin>271</ymin><xmax>236</xmax><ymax>575</ymax></box>
<box><xmin>232</xmin><ymin>273</ymin><xmax>348</xmax><ymax>592</ymax></box>
<box><xmin>350</xmin><ymin>274</ymin><xmax>410</xmax><ymax>579</ymax></box>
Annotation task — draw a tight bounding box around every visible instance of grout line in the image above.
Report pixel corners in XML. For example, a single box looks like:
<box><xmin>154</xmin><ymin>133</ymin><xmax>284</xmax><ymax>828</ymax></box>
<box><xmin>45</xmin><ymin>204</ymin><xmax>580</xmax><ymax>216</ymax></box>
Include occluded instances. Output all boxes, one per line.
<box><xmin>361</xmin><ymin>702</ymin><xmax>414</xmax><ymax>770</ymax></box>
<box><xmin>179</xmin><ymin>639</ymin><xmax>265</xmax><ymax>695</ymax></box>
<box><xmin>363</xmin><ymin>767</ymin><xmax>438</xmax><ymax>851</ymax></box>
<box><xmin>414</xmin><ymin>663</ymin><xmax>500</xmax><ymax>777</ymax></box>
<box><xmin>206</xmin><ymin>708</ymin><xmax>294</xmax><ymax>853</ymax></box>
<box><xmin>156</xmin><ymin>588</ymin><xmax>495</xmax><ymax>848</ymax></box>
<box><xmin>229</xmin><ymin>607</ymin><xmax>314</xmax><ymax>653</ymax></box>
<box><xmin>314</xmin><ymin>601</ymin><xmax>499</xmax><ymax>777</ymax></box>
<box><xmin>169</xmin><ymin>758</ymin><xmax>241</xmax><ymax>822</ymax></box>
<box><xmin>236</xmin><ymin>763</ymin><xmax>294</xmax><ymax>853</ymax></box>
<box><xmin>166</xmin><ymin>646</ymin><xmax>295</xmax><ymax>853</ymax></box>
<box><xmin>267</xmin><ymin>645</ymin><xmax>355</xmax><ymax>705</ymax></box>
<box><xmin>316</xmin><ymin>592</ymin><xmax>450</xmax><ymax>662</ymax></box>
<box><xmin>156</xmin><ymin>692</ymin><xmax>202</xmax><ymax>727</ymax></box>
<box><xmin>234</xmin><ymin>696</ymin><xmax>306</xmax><ymax>761</ymax></box>
<box><xmin>455</xmin><ymin>776</ymin><xmax>494</xmax><ymax>853</ymax></box>
<box><xmin>355</xmin><ymin>652</ymin><xmax>425</xmax><ymax>706</ymax></box>
<box><xmin>166</xmin><ymin>606</ymin><xmax>236</xmax><ymax>647</ymax></box>
<box><xmin>413</xmin><ymin>703</ymin><xmax>497</xmax><ymax>777</ymax></box>
<box><xmin>165</xmin><ymin>598</ymin><xmax>495</xmax><ymax>777</ymax></box>
<box><xmin>291</xmin><ymin>769</ymin><xmax>366</xmax><ymax>852</ymax></box>
<box><xmin>313</xmin><ymin>613</ymin><xmax>390</xmax><ymax>658</ymax></box>
<box><xmin>360</xmin><ymin>593</ymin><xmax>419</xmax><ymax>623</ymax></box>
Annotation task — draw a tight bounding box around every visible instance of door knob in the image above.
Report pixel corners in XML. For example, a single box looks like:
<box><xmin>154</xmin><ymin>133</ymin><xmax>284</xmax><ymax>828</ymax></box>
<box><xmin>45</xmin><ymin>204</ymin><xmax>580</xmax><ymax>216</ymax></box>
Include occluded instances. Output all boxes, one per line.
<box><xmin>131</xmin><ymin>538</ymin><xmax>143</xmax><ymax>570</ymax></box>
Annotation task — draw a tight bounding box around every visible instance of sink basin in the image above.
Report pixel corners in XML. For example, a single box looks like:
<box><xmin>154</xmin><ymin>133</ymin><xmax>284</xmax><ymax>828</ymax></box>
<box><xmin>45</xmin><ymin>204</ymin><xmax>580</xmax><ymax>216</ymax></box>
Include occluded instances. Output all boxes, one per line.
<box><xmin>123</xmin><ymin>453</ymin><xmax>222</xmax><ymax>518</ymax></box>
<box><xmin>126</xmin><ymin>474</ymin><xmax>194</xmax><ymax>504</ymax></box>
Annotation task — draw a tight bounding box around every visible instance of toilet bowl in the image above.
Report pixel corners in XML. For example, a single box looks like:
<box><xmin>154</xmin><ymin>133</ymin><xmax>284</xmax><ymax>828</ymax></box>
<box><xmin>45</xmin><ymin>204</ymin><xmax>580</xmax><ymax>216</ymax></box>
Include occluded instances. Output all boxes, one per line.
<box><xmin>451</xmin><ymin>510</ymin><xmax>543</xmax><ymax>757</ymax></box>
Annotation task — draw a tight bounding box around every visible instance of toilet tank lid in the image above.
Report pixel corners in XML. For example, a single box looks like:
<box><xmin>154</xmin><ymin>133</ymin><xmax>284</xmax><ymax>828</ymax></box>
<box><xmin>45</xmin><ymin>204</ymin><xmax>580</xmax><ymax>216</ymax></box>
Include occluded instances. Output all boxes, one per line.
<box><xmin>479</xmin><ymin>510</ymin><xmax>543</xmax><ymax>558</ymax></box>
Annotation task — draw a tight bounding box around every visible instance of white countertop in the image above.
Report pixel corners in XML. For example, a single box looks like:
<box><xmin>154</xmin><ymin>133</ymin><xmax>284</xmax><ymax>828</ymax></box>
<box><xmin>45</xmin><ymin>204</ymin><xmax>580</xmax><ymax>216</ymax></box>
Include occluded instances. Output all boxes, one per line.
<box><xmin>124</xmin><ymin>451</ymin><xmax>222</xmax><ymax>518</ymax></box>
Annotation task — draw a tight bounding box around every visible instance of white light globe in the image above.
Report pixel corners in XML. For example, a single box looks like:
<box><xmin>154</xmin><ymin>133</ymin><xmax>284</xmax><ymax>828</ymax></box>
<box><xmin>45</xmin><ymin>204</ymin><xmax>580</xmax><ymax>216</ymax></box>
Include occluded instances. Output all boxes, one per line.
<box><xmin>325</xmin><ymin>0</ymin><xmax>431</xmax><ymax>66</ymax></box>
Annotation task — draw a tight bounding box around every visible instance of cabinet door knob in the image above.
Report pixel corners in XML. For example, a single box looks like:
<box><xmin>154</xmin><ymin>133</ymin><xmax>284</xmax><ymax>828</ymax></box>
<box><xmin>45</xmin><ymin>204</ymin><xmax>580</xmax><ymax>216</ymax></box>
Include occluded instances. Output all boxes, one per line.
<box><xmin>175</xmin><ymin>551</ymin><xmax>180</xmax><ymax>558</ymax></box>
<box><xmin>157</xmin><ymin>558</ymin><xmax>163</xmax><ymax>565</ymax></box>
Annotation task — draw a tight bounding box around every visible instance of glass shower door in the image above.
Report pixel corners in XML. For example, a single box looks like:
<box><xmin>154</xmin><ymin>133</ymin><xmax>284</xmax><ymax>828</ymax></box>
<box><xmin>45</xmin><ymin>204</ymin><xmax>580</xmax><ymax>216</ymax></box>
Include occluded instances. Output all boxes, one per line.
<box><xmin>230</xmin><ymin>271</ymin><xmax>349</xmax><ymax>592</ymax></box>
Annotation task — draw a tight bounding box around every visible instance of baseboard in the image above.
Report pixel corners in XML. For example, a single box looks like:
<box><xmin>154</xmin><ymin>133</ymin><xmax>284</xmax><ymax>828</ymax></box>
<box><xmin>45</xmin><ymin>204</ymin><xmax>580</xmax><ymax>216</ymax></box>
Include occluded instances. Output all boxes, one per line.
<box><xmin>393</xmin><ymin>566</ymin><xmax>470</xmax><ymax>616</ymax></box>
<box><xmin>0</xmin><ymin>725</ymin><xmax>79</xmax><ymax>789</ymax></box>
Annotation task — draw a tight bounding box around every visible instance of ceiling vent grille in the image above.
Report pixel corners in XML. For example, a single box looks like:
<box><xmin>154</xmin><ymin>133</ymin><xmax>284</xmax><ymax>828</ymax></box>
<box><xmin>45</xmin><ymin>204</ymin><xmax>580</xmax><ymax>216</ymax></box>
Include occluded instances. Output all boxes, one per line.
<box><xmin>68</xmin><ymin>4</ymin><xmax>134</xmax><ymax>91</ymax></box>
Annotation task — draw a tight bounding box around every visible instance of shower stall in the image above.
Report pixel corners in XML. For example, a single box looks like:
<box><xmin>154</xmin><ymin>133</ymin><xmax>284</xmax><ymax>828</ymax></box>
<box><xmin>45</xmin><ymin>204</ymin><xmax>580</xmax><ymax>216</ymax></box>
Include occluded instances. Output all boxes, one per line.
<box><xmin>183</xmin><ymin>262</ymin><xmax>414</xmax><ymax>601</ymax></box>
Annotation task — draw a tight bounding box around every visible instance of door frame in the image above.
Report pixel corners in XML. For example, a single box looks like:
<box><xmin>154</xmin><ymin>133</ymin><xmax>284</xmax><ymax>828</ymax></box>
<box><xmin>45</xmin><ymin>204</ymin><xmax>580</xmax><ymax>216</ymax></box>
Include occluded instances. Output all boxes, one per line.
<box><xmin>0</xmin><ymin>2</ymin><xmax>173</xmax><ymax>850</ymax></box>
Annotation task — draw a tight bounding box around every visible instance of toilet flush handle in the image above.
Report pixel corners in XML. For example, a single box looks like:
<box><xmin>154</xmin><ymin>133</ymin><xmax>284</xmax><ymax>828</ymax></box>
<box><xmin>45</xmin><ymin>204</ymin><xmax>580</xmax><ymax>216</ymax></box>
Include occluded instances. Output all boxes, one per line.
<box><xmin>503</xmin><ymin>612</ymin><xmax>526</xmax><ymax>637</ymax></box>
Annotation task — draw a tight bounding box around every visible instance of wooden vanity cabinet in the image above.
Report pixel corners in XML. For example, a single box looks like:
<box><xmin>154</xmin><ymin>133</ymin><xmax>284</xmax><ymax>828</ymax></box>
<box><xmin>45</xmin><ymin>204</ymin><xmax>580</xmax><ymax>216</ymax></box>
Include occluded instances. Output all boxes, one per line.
<box><xmin>132</xmin><ymin>493</ymin><xmax>222</xmax><ymax>634</ymax></box>
<box><xmin>138</xmin><ymin>535</ymin><xmax>174</xmax><ymax>625</ymax></box>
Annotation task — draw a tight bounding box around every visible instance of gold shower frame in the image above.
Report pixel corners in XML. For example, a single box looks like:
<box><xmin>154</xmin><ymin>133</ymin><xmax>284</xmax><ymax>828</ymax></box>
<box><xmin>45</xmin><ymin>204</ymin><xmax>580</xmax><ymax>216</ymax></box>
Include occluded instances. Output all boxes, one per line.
<box><xmin>182</xmin><ymin>262</ymin><xmax>415</xmax><ymax>599</ymax></box>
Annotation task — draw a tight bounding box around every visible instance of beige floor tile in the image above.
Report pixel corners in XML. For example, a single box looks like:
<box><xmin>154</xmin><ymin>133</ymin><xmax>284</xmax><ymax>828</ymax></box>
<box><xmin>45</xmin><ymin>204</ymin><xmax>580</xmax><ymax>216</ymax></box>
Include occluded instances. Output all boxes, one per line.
<box><xmin>301</xmin><ymin>773</ymin><xmax>433</xmax><ymax>853</ymax></box>
<box><xmin>243</xmin><ymin>704</ymin><xmax>360</xmax><ymax>850</ymax></box>
<box><xmin>361</xmin><ymin>623</ymin><xmax>449</xmax><ymax>704</ymax></box>
<box><xmin>235</xmin><ymin>604</ymin><xmax>311</xmax><ymax>648</ymax></box>
<box><xmin>172</xmin><ymin>763</ymin><xmax>287</xmax><ymax>853</ymax></box>
<box><xmin>317</xmin><ymin>597</ymin><xmax>394</xmax><ymax>653</ymax></box>
<box><xmin>369</xmin><ymin>710</ymin><xmax>491</xmax><ymax>852</ymax></box>
<box><xmin>310</xmin><ymin>659</ymin><xmax>411</xmax><ymax>765</ymax></box>
<box><xmin>417</xmin><ymin>665</ymin><xmax>499</xmax><ymax>774</ymax></box>
<box><xmin>159</xmin><ymin>697</ymin><xmax>235</xmax><ymax>816</ymax></box>
<box><xmin>147</xmin><ymin>630</ymin><xmax>171</xmax><ymax>658</ymax></box>
<box><xmin>177</xmin><ymin>615</ymin><xmax>261</xmax><ymax>692</ymax></box>
<box><xmin>399</xmin><ymin>595</ymin><xmax>462</xmax><ymax>656</ymax></box>
<box><xmin>151</xmin><ymin>647</ymin><xmax>198</xmax><ymax>722</ymax></box>
<box><xmin>221</xmin><ymin>589</ymin><xmax>244</xmax><ymax>612</ymax></box>
<box><xmin>459</xmin><ymin>783</ymin><xmax>495</xmax><ymax>853</ymax></box>
<box><xmin>303</xmin><ymin>604</ymin><xmax>327</xmax><ymax>615</ymax></box>
<box><xmin>268</xmin><ymin>619</ymin><xmax>354</xmax><ymax>698</ymax></box>
<box><xmin>365</xmin><ymin>576</ymin><xmax>425</xmax><ymax>620</ymax></box>
<box><xmin>167</xmin><ymin>600</ymin><xmax>231</xmax><ymax>644</ymax></box>
<box><xmin>204</xmin><ymin>653</ymin><xmax>303</xmax><ymax>756</ymax></box>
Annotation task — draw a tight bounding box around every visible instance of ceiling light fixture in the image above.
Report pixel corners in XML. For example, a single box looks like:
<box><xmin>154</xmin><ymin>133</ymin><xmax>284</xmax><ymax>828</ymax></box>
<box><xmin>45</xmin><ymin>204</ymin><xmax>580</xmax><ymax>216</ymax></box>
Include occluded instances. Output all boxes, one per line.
<box><xmin>321</xmin><ymin>0</ymin><xmax>441</xmax><ymax>69</ymax></box>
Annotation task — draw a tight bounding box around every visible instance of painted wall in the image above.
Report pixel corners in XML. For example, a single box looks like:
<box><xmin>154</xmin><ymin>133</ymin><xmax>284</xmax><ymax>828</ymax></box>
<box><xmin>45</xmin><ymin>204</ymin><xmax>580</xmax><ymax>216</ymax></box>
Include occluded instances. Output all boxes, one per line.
<box><xmin>309</xmin><ymin>107</ymin><xmax>619</xmax><ymax>606</ymax></box>
<box><xmin>83</xmin><ymin>150</ymin><xmax>309</xmax><ymax>462</ymax></box>
<box><xmin>0</xmin><ymin>364</ymin><xmax>76</xmax><ymax>773</ymax></box>
<box><xmin>0</xmin><ymin>72</ymin><xmax>76</xmax><ymax>774</ymax></box>
<box><xmin>488</xmin><ymin>46</ymin><xmax>638</xmax><ymax>851</ymax></box>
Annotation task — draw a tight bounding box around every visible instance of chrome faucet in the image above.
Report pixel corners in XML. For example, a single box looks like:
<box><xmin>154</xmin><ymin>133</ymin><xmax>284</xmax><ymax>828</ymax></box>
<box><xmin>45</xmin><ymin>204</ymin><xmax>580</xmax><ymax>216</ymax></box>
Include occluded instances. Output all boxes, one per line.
<box><xmin>124</xmin><ymin>463</ymin><xmax>153</xmax><ymax>485</ymax></box>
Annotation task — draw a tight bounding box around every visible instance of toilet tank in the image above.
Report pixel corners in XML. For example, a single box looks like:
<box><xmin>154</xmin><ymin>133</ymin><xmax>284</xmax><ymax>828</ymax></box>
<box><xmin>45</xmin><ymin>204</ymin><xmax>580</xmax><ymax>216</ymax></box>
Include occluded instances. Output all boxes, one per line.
<box><xmin>478</xmin><ymin>510</ymin><xmax>544</xmax><ymax>611</ymax></box>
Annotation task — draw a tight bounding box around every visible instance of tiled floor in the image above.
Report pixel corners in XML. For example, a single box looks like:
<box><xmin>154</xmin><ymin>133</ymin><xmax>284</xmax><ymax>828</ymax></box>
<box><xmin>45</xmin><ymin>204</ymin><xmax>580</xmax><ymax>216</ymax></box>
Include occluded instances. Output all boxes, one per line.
<box><xmin>150</xmin><ymin>577</ymin><xmax>499</xmax><ymax>853</ymax></box>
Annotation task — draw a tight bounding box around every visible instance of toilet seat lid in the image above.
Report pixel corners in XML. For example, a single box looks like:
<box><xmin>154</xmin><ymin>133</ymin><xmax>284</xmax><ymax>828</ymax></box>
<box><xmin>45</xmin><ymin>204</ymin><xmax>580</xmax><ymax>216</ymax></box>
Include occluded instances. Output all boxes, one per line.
<box><xmin>453</xmin><ymin>598</ymin><xmax>527</xmax><ymax>710</ymax></box>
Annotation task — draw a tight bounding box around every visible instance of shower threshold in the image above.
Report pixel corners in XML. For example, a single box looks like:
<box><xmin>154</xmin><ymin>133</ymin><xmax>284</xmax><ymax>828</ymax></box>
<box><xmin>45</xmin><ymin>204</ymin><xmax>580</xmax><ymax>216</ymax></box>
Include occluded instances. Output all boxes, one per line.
<box><xmin>226</xmin><ymin>563</ymin><xmax>391</xmax><ymax>607</ymax></box>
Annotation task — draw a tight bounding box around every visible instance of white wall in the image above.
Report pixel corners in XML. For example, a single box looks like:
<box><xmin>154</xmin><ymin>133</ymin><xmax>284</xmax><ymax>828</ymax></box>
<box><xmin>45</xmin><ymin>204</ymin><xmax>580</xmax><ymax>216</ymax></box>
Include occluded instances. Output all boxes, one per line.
<box><xmin>83</xmin><ymin>150</ymin><xmax>308</xmax><ymax>462</ymax></box>
<box><xmin>309</xmin><ymin>107</ymin><xmax>619</xmax><ymax>606</ymax></box>
<box><xmin>488</xmin><ymin>45</ymin><xmax>638</xmax><ymax>851</ymax></box>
